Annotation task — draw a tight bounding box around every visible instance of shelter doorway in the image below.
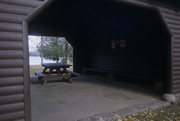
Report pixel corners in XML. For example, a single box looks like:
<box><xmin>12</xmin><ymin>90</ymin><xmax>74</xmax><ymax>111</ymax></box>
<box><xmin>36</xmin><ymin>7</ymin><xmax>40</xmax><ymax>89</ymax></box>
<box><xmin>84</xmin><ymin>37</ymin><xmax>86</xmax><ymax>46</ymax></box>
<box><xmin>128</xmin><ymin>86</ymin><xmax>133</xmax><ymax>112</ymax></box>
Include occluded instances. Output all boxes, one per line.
<box><xmin>28</xmin><ymin>35</ymin><xmax>73</xmax><ymax>82</ymax></box>
<box><xmin>29</xmin><ymin>0</ymin><xmax>170</xmax><ymax>93</ymax></box>
<box><xmin>28</xmin><ymin>0</ymin><xmax>171</xmax><ymax>120</ymax></box>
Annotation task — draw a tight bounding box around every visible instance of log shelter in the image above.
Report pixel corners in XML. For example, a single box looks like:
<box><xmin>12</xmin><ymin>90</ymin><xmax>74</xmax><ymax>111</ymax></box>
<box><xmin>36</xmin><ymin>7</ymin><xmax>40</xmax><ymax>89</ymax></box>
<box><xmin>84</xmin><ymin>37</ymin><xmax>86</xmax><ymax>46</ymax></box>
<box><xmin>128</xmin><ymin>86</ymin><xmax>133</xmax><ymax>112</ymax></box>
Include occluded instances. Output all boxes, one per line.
<box><xmin>0</xmin><ymin>0</ymin><xmax>180</xmax><ymax>120</ymax></box>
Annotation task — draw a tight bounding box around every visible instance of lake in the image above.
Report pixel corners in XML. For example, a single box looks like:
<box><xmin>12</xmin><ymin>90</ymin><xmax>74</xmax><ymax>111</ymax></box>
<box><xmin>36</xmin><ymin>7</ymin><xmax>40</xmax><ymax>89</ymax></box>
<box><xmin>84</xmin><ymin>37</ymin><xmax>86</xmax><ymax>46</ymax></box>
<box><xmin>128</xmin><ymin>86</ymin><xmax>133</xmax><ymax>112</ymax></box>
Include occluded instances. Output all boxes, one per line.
<box><xmin>29</xmin><ymin>56</ymin><xmax>56</xmax><ymax>65</ymax></box>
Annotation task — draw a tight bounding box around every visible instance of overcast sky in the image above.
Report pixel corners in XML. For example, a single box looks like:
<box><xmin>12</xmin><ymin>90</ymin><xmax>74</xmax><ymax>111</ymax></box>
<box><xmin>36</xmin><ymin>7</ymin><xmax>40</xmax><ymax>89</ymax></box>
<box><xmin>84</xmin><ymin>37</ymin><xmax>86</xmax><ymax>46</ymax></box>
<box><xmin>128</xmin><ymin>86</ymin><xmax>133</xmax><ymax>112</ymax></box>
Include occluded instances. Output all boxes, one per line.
<box><xmin>28</xmin><ymin>35</ymin><xmax>41</xmax><ymax>52</ymax></box>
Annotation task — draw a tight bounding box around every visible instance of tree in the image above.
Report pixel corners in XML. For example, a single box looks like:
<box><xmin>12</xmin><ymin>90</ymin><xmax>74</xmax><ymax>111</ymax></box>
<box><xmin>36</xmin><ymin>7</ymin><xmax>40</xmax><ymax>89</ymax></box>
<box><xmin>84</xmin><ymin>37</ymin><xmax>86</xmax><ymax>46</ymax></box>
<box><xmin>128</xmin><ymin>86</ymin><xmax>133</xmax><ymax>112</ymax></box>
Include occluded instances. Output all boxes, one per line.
<box><xmin>37</xmin><ymin>36</ymin><xmax>73</xmax><ymax>63</ymax></box>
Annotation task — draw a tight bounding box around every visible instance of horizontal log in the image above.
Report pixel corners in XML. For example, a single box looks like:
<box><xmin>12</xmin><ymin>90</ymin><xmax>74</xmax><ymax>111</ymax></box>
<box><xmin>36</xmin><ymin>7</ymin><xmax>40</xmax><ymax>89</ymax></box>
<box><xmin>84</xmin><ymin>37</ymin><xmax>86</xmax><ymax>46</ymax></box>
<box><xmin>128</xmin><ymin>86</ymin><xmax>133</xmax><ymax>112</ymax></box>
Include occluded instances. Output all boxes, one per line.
<box><xmin>0</xmin><ymin>102</ymin><xmax>24</xmax><ymax>114</ymax></box>
<box><xmin>173</xmin><ymin>62</ymin><xmax>180</xmax><ymax>66</ymax></box>
<box><xmin>172</xmin><ymin>75</ymin><xmax>180</xmax><ymax>80</ymax></box>
<box><xmin>173</xmin><ymin>53</ymin><xmax>180</xmax><ymax>57</ymax></box>
<box><xmin>172</xmin><ymin>84</ymin><xmax>180</xmax><ymax>90</ymax></box>
<box><xmin>0</xmin><ymin>50</ymin><xmax>23</xmax><ymax>59</ymax></box>
<box><xmin>165</xmin><ymin>18</ymin><xmax>180</xmax><ymax>26</ymax></box>
<box><xmin>0</xmin><ymin>22</ymin><xmax>22</xmax><ymax>32</ymax></box>
<box><xmin>0</xmin><ymin>85</ymin><xmax>24</xmax><ymax>96</ymax></box>
<box><xmin>0</xmin><ymin>76</ymin><xmax>23</xmax><ymax>86</ymax></box>
<box><xmin>0</xmin><ymin>59</ymin><xmax>23</xmax><ymax>68</ymax></box>
<box><xmin>174</xmin><ymin>39</ymin><xmax>180</xmax><ymax>44</ymax></box>
<box><xmin>173</xmin><ymin>66</ymin><xmax>180</xmax><ymax>71</ymax></box>
<box><xmin>173</xmin><ymin>88</ymin><xmax>180</xmax><ymax>94</ymax></box>
<box><xmin>172</xmin><ymin>71</ymin><xmax>180</xmax><ymax>75</ymax></box>
<box><xmin>173</xmin><ymin>34</ymin><xmax>180</xmax><ymax>40</ymax></box>
<box><xmin>168</xmin><ymin>24</ymin><xmax>180</xmax><ymax>30</ymax></box>
<box><xmin>173</xmin><ymin>79</ymin><xmax>180</xmax><ymax>84</ymax></box>
<box><xmin>162</xmin><ymin>12</ymin><xmax>180</xmax><ymax>22</ymax></box>
<box><xmin>174</xmin><ymin>43</ymin><xmax>180</xmax><ymax>48</ymax></box>
<box><xmin>0</xmin><ymin>41</ymin><xmax>23</xmax><ymax>50</ymax></box>
<box><xmin>0</xmin><ymin>32</ymin><xmax>22</xmax><ymax>41</ymax></box>
<box><xmin>174</xmin><ymin>48</ymin><xmax>180</xmax><ymax>53</ymax></box>
<box><xmin>0</xmin><ymin>111</ymin><xmax>24</xmax><ymax>121</ymax></box>
<box><xmin>0</xmin><ymin>68</ymin><xmax>23</xmax><ymax>77</ymax></box>
<box><xmin>160</xmin><ymin>7</ymin><xmax>180</xmax><ymax>16</ymax></box>
<box><xmin>0</xmin><ymin>13</ymin><xmax>24</xmax><ymax>23</ymax></box>
<box><xmin>0</xmin><ymin>3</ymin><xmax>34</xmax><ymax>15</ymax></box>
<box><xmin>173</xmin><ymin>59</ymin><xmax>180</xmax><ymax>63</ymax></box>
<box><xmin>0</xmin><ymin>0</ymin><xmax>43</xmax><ymax>8</ymax></box>
<box><xmin>0</xmin><ymin>94</ymin><xmax>24</xmax><ymax>105</ymax></box>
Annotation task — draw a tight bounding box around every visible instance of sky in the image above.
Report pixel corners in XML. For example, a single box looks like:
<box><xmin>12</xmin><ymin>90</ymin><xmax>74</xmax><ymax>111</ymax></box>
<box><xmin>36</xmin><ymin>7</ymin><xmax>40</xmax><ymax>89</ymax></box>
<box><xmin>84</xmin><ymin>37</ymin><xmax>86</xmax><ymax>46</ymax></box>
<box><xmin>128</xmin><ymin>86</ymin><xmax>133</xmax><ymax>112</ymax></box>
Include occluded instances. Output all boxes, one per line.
<box><xmin>28</xmin><ymin>35</ymin><xmax>41</xmax><ymax>52</ymax></box>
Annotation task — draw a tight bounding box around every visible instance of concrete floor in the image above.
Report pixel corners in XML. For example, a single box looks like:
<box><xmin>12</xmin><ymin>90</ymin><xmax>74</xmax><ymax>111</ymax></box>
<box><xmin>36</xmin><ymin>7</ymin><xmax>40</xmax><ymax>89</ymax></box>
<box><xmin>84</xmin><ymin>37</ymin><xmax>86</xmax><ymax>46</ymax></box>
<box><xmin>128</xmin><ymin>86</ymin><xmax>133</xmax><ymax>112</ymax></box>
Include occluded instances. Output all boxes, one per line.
<box><xmin>30</xmin><ymin>75</ymin><xmax>161</xmax><ymax>121</ymax></box>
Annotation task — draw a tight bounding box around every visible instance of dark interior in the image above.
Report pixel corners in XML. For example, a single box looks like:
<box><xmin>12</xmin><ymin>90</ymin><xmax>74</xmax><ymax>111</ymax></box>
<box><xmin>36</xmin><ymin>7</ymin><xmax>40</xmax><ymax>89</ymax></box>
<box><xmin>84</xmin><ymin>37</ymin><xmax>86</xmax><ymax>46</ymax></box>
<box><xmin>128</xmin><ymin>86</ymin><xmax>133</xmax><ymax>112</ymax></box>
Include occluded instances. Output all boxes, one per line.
<box><xmin>29</xmin><ymin>0</ymin><xmax>171</xmax><ymax>90</ymax></box>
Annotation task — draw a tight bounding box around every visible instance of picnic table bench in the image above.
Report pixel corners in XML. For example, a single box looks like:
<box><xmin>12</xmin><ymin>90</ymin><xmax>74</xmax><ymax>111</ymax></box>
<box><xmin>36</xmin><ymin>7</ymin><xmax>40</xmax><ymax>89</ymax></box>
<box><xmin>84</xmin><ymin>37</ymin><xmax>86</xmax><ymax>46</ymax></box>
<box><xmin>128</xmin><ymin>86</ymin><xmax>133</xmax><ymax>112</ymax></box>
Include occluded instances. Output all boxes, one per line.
<box><xmin>34</xmin><ymin>63</ymin><xmax>79</xmax><ymax>85</ymax></box>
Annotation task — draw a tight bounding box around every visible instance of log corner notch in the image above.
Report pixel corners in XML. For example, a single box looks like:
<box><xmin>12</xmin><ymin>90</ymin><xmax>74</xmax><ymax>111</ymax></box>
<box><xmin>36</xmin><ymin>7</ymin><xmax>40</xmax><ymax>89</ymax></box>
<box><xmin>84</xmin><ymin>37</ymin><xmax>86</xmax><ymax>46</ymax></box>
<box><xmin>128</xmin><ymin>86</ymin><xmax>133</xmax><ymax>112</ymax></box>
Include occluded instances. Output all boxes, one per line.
<box><xmin>158</xmin><ymin>7</ymin><xmax>180</xmax><ymax>94</ymax></box>
<box><xmin>0</xmin><ymin>0</ymin><xmax>53</xmax><ymax>121</ymax></box>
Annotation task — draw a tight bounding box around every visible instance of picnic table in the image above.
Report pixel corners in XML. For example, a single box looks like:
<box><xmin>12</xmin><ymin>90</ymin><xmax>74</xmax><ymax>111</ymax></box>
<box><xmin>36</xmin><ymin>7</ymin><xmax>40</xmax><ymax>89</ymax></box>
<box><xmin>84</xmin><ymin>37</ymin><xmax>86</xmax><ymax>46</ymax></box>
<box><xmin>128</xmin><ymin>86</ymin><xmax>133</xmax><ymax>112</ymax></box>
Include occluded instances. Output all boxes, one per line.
<box><xmin>34</xmin><ymin>63</ymin><xmax>79</xmax><ymax>85</ymax></box>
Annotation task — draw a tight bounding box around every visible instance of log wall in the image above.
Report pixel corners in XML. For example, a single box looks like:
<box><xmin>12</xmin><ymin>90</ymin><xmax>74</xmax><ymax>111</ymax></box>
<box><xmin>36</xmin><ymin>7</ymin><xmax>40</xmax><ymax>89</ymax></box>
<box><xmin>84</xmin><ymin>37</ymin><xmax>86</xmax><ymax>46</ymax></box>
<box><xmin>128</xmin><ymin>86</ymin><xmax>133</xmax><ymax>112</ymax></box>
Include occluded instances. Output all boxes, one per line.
<box><xmin>0</xmin><ymin>0</ymin><xmax>43</xmax><ymax>121</ymax></box>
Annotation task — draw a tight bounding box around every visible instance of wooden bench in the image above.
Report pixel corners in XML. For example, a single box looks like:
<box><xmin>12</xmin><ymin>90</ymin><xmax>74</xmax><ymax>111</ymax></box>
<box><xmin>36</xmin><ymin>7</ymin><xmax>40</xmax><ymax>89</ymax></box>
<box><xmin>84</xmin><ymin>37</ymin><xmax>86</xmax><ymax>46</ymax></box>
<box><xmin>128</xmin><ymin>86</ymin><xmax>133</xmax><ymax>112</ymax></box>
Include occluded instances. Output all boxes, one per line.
<box><xmin>34</xmin><ymin>71</ymin><xmax>45</xmax><ymax>79</ymax></box>
<box><xmin>67</xmin><ymin>70</ymin><xmax>80</xmax><ymax>77</ymax></box>
<box><xmin>83</xmin><ymin>67</ymin><xmax>159</xmax><ymax>81</ymax></box>
<box><xmin>83</xmin><ymin>68</ymin><xmax>110</xmax><ymax>75</ymax></box>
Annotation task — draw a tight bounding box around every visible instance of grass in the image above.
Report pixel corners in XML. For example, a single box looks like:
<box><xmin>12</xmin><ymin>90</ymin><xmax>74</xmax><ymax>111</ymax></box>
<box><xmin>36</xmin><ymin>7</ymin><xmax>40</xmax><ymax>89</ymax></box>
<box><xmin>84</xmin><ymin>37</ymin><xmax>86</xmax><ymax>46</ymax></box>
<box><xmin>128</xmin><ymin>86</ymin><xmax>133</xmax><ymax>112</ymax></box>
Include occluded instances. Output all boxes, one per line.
<box><xmin>29</xmin><ymin>65</ymin><xmax>44</xmax><ymax>76</ymax></box>
<box><xmin>116</xmin><ymin>103</ymin><xmax>180</xmax><ymax>121</ymax></box>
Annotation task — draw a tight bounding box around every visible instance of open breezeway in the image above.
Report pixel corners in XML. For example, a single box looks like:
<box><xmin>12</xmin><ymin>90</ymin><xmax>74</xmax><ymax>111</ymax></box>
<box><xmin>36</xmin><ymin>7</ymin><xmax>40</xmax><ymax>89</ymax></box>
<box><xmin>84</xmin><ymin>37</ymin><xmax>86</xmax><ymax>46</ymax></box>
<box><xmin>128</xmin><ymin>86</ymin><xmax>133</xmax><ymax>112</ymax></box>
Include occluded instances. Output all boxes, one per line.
<box><xmin>30</xmin><ymin>75</ymin><xmax>166</xmax><ymax>121</ymax></box>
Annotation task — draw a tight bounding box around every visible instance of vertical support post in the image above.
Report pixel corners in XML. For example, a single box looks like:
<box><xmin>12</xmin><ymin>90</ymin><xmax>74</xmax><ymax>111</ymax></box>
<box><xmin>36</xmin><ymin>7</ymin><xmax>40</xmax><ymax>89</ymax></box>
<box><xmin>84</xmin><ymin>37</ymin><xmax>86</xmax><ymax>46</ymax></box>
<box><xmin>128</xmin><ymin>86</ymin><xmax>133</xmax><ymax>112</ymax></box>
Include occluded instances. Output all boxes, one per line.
<box><xmin>23</xmin><ymin>21</ymin><xmax>31</xmax><ymax>121</ymax></box>
<box><xmin>41</xmin><ymin>36</ymin><xmax>44</xmax><ymax>65</ymax></box>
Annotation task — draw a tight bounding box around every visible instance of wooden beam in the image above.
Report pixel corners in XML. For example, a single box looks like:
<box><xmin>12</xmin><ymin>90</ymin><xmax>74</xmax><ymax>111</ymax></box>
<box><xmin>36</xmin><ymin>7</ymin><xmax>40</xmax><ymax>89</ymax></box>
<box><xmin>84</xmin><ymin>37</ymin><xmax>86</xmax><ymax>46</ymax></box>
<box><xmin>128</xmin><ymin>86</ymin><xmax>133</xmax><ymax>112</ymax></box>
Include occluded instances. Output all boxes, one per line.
<box><xmin>114</xmin><ymin>0</ymin><xmax>154</xmax><ymax>9</ymax></box>
<box><xmin>25</xmin><ymin>0</ymin><xmax>54</xmax><ymax>23</ymax></box>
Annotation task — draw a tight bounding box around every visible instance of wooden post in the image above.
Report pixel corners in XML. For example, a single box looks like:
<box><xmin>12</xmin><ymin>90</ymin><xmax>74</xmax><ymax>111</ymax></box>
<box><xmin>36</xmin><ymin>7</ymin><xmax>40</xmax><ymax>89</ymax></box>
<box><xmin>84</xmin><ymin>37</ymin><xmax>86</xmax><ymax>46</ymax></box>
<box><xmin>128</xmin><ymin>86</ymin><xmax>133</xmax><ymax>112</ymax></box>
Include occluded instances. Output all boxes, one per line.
<box><xmin>41</xmin><ymin>36</ymin><xmax>44</xmax><ymax>65</ymax></box>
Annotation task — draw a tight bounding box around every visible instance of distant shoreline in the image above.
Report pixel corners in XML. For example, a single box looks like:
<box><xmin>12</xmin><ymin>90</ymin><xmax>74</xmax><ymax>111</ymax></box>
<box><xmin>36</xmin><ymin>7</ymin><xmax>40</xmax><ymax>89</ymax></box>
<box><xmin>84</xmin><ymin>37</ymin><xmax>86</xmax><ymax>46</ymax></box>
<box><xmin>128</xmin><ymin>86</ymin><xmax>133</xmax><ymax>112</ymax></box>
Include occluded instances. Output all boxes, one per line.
<box><xmin>29</xmin><ymin>56</ymin><xmax>56</xmax><ymax>65</ymax></box>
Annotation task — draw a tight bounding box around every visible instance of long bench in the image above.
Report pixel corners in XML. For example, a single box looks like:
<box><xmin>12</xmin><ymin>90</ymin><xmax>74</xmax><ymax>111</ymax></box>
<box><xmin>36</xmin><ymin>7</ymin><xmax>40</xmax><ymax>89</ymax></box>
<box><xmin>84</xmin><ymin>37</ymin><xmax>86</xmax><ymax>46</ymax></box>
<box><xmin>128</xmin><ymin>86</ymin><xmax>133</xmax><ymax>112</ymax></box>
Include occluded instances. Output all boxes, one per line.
<box><xmin>67</xmin><ymin>70</ymin><xmax>80</xmax><ymax>77</ymax></box>
<box><xmin>34</xmin><ymin>71</ymin><xmax>46</xmax><ymax>79</ymax></box>
<box><xmin>83</xmin><ymin>67</ymin><xmax>159</xmax><ymax>81</ymax></box>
